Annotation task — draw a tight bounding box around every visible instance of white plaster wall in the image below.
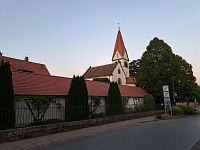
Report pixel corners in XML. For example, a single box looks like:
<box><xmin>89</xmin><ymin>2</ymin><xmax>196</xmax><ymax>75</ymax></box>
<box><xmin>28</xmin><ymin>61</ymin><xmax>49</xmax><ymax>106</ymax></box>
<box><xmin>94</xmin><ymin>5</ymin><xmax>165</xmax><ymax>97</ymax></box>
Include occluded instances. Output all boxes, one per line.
<box><xmin>123</xmin><ymin>50</ymin><xmax>129</xmax><ymax>61</ymax></box>
<box><xmin>125</xmin><ymin>97</ymin><xmax>144</xmax><ymax>110</ymax></box>
<box><xmin>85</xmin><ymin>76</ymin><xmax>111</xmax><ymax>81</ymax></box>
<box><xmin>89</xmin><ymin>96</ymin><xmax>106</xmax><ymax>114</ymax></box>
<box><xmin>126</xmin><ymin>83</ymin><xmax>136</xmax><ymax>87</ymax></box>
<box><xmin>15</xmin><ymin>97</ymin><xmax>65</xmax><ymax>127</ymax></box>
<box><xmin>112</xmin><ymin>63</ymin><xmax>126</xmax><ymax>85</ymax></box>
<box><xmin>121</xmin><ymin>59</ymin><xmax>129</xmax><ymax>77</ymax></box>
<box><xmin>112</xmin><ymin>51</ymin><xmax>122</xmax><ymax>61</ymax></box>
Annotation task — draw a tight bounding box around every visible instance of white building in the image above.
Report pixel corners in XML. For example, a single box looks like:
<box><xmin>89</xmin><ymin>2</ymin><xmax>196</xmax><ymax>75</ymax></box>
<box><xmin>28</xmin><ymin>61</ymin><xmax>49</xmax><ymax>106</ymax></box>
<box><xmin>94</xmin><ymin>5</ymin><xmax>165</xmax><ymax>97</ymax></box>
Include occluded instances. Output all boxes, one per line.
<box><xmin>84</xmin><ymin>29</ymin><xmax>135</xmax><ymax>86</ymax></box>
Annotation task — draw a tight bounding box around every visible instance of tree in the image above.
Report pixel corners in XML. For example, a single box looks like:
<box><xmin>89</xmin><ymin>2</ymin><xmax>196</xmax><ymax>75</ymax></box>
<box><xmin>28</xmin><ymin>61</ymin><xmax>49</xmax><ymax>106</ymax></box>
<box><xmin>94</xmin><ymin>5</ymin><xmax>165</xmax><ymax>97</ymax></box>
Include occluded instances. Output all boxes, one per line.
<box><xmin>65</xmin><ymin>76</ymin><xmax>89</xmax><ymax>121</ymax></box>
<box><xmin>129</xmin><ymin>59</ymin><xmax>140</xmax><ymax>80</ymax></box>
<box><xmin>143</xmin><ymin>94</ymin><xmax>155</xmax><ymax>111</ymax></box>
<box><xmin>106</xmin><ymin>82</ymin><xmax>123</xmax><ymax>116</ymax></box>
<box><xmin>136</xmin><ymin>37</ymin><xmax>197</xmax><ymax>104</ymax></box>
<box><xmin>193</xmin><ymin>85</ymin><xmax>200</xmax><ymax>103</ymax></box>
<box><xmin>0</xmin><ymin>61</ymin><xmax>15</xmax><ymax>129</ymax></box>
<box><xmin>172</xmin><ymin>55</ymin><xmax>197</xmax><ymax>101</ymax></box>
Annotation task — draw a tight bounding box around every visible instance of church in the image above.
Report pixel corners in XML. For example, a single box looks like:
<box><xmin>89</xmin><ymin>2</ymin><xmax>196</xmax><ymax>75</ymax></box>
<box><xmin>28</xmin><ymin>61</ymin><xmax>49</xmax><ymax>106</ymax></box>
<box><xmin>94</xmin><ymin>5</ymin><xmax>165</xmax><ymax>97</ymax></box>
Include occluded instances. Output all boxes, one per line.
<box><xmin>0</xmin><ymin>29</ymin><xmax>147</xmax><ymax>126</ymax></box>
<box><xmin>84</xmin><ymin>29</ymin><xmax>135</xmax><ymax>86</ymax></box>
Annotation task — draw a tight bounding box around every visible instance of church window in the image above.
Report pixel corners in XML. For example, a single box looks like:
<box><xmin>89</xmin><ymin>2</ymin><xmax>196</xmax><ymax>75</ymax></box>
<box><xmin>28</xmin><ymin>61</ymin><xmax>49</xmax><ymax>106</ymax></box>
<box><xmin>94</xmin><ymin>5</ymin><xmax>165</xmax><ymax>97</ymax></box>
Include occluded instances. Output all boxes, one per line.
<box><xmin>124</xmin><ymin>62</ymin><xmax>128</xmax><ymax>68</ymax></box>
<box><xmin>118</xmin><ymin>78</ymin><xmax>122</xmax><ymax>85</ymax></box>
<box><xmin>118</xmin><ymin>69</ymin><xmax>121</xmax><ymax>74</ymax></box>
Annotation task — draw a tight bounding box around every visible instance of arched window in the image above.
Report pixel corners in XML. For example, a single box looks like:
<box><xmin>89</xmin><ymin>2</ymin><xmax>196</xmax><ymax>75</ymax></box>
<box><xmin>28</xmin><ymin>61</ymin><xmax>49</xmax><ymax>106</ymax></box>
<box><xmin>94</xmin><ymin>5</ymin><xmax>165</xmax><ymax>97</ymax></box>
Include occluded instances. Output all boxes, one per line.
<box><xmin>118</xmin><ymin>78</ymin><xmax>122</xmax><ymax>85</ymax></box>
<box><xmin>118</xmin><ymin>69</ymin><xmax>121</xmax><ymax>74</ymax></box>
<box><xmin>124</xmin><ymin>62</ymin><xmax>128</xmax><ymax>68</ymax></box>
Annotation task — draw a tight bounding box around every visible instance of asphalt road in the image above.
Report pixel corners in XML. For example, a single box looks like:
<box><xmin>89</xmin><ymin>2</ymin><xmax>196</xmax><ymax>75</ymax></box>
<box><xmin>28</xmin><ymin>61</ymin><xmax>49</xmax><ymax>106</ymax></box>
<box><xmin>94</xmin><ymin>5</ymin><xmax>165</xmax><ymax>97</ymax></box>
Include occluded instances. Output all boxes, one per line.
<box><xmin>51</xmin><ymin>115</ymin><xmax>200</xmax><ymax>150</ymax></box>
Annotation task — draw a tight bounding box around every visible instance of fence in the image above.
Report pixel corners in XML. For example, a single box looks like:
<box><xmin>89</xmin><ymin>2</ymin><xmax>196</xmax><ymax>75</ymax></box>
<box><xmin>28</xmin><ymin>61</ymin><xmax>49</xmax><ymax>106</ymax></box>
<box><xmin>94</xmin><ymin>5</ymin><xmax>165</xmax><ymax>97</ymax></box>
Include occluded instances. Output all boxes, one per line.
<box><xmin>0</xmin><ymin>105</ymin><xmax>161</xmax><ymax>130</ymax></box>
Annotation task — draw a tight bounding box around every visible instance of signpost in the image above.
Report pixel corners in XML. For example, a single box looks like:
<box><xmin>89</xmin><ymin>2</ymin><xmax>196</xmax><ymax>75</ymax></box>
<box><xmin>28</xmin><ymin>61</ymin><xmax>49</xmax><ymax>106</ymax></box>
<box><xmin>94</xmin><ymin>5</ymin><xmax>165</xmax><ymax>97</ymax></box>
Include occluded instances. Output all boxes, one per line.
<box><xmin>163</xmin><ymin>85</ymin><xmax>172</xmax><ymax>115</ymax></box>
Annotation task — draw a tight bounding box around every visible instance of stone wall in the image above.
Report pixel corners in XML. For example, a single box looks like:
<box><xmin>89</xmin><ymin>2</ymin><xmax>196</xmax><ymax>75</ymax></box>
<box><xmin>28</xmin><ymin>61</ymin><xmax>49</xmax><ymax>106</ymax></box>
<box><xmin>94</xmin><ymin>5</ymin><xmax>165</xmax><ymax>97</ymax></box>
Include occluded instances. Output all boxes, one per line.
<box><xmin>0</xmin><ymin>110</ymin><xmax>163</xmax><ymax>143</ymax></box>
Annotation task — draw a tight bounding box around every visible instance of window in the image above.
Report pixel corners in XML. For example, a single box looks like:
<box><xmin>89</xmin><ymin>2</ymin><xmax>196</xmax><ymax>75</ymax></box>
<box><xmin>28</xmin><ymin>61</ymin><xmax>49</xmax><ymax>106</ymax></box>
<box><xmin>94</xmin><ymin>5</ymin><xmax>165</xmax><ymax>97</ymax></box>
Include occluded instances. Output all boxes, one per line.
<box><xmin>124</xmin><ymin>62</ymin><xmax>128</xmax><ymax>68</ymax></box>
<box><xmin>118</xmin><ymin>78</ymin><xmax>122</xmax><ymax>85</ymax></box>
<box><xmin>118</xmin><ymin>69</ymin><xmax>121</xmax><ymax>74</ymax></box>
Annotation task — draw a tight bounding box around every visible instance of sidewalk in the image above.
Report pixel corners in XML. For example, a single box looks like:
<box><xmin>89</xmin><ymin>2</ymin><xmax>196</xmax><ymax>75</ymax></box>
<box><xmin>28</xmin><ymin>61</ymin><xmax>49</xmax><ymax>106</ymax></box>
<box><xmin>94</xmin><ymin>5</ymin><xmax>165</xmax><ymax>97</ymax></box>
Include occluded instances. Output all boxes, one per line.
<box><xmin>0</xmin><ymin>116</ymin><xmax>157</xmax><ymax>150</ymax></box>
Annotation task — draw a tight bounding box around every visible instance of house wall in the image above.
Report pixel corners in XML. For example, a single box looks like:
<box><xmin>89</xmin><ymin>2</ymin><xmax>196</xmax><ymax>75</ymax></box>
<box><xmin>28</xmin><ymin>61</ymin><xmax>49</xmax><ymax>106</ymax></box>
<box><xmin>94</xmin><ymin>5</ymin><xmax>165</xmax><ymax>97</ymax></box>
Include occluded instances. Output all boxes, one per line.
<box><xmin>125</xmin><ymin>97</ymin><xmax>144</xmax><ymax>110</ymax></box>
<box><xmin>88</xmin><ymin>96</ymin><xmax>106</xmax><ymax>114</ymax></box>
<box><xmin>14</xmin><ymin>95</ymin><xmax>144</xmax><ymax>127</ymax></box>
<box><xmin>15</xmin><ymin>97</ymin><xmax>65</xmax><ymax>127</ymax></box>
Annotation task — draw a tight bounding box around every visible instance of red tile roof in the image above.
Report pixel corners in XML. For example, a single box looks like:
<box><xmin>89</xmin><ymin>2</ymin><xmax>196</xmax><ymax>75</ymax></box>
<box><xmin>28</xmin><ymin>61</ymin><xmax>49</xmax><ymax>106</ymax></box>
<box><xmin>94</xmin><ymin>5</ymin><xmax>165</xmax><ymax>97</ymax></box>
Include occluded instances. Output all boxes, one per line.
<box><xmin>119</xmin><ymin>85</ymin><xmax>147</xmax><ymax>97</ymax></box>
<box><xmin>84</xmin><ymin>63</ymin><xmax>118</xmax><ymax>78</ymax></box>
<box><xmin>12</xmin><ymin>71</ymin><xmax>71</xmax><ymax>96</ymax></box>
<box><xmin>126</xmin><ymin>77</ymin><xmax>136</xmax><ymax>84</ymax></box>
<box><xmin>112</xmin><ymin>30</ymin><xmax>129</xmax><ymax>61</ymax></box>
<box><xmin>3</xmin><ymin>56</ymin><xmax>50</xmax><ymax>75</ymax></box>
<box><xmin>12</xmin><ymin>71</ymin><xmax>147</xmax><ymax>97</ymax></box>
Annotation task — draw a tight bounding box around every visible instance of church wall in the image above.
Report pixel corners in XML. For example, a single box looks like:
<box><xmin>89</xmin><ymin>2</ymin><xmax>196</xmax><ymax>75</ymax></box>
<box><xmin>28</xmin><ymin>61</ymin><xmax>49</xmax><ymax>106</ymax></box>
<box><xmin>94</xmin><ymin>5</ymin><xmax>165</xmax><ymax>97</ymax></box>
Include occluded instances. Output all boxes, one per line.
<box><xmin>112</xmin><ymin>51</ymin><xmax>122</xmax><ymax>61</ymax></box>
<box><xmin>112</xmin><ymin>63</ymin><xmax>126</xmax><ymax>85</ymax></box>
<box><xmin>85</xmin><ymin>75</ymin><xmax>111</xmax><ymax>81</ymax></box>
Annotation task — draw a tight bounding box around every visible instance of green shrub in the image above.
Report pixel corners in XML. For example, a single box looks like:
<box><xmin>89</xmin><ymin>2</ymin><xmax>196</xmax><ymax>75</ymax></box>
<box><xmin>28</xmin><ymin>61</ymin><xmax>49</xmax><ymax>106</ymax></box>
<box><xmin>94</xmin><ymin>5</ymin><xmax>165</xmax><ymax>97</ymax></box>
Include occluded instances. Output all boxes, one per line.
<box><xmin>172</xmin><ymin>106</ymin><xmax>184</xmax><ymax>116</ymax></box>
<box><xmin>106</xmin><ymin>82</ymin><xmax>123</xmax><ymax>116</ymax></box>
<box><xmin>124</xmin><ymin>107</ymin><xmax>134</xmax><ymax>114</ymax></box>
<box><xmin>0</xmin><ymin>61</ymin><xmax>15</xmax><ymax>130</ymax></box>
<box><xmin>134</xmin><ymin>104</ymin><xmax>144</xmax><ymax>113</ymax></box>
<box><xmin>65</xmin><ymin>76</ymin><xmax>89</xmax><ymax>121</ymax></box>
<box><xmin>177</xmin><ymin>105</ymin><xmax>196</xmax><ymax>115</ymax></box>
<box><xmin>143</xmin><ymin>94</ymin><xmax>155</xmax><ymax>111</ymax></box>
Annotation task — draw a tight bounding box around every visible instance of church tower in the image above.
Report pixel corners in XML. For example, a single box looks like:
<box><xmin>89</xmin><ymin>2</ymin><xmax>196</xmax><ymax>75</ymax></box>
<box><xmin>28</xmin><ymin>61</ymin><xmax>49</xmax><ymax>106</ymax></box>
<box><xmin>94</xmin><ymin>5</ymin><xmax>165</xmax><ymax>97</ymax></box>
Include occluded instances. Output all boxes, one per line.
<box><xmin>112</xmin><ymin>29</ymin><xmax>130</xmax><ymax>77</ymax></box>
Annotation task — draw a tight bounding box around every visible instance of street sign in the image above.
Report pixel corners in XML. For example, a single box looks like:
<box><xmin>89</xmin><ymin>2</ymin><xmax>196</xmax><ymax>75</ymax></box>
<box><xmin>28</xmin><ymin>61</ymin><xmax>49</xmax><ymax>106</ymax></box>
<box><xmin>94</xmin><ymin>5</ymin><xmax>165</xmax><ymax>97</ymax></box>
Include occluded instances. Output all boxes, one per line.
<box><xmin>163</xmin><ymin>85</ymin><xmax>169</xmax><ymax>92</ymax></box>
<box><xmin>163</xmin><ymin>85</ymin><xmax>172</xmax><ymax>115</ymax></box>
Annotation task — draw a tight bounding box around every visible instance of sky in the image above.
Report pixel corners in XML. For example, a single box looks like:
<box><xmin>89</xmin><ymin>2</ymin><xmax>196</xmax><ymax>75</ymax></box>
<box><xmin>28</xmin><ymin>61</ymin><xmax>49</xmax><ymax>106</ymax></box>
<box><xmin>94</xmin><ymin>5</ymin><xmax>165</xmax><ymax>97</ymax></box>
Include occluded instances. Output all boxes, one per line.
<box><xmin>0</xmin><ymin>0</ymin><xmax>199</xmax><ymax>84</ymax></box>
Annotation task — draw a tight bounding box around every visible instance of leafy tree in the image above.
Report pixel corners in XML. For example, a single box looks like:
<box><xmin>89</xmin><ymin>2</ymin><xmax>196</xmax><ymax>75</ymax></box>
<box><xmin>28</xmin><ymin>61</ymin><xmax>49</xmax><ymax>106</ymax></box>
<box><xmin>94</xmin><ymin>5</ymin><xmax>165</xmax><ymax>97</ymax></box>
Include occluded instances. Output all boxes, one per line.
<box><xmin>0</xmin><ymin>61</ymin><xmax>15</xmax><ymax>129</ymax></box>
<box><xmin>136</xmin><ymin>37</ymin><xmax>196</xmax><ymax>104</ymax></box>
<box><xmin>193</xmin><ymin>85</ymin><xmax>200</xmax><ymax>103</ymax></box>
<box><xmin>106</xmin><ymin>82</ymin><xmax>123</xmax><ymax>116</ymax></box>
<box><xmin>93</xmin><ymin>78</ymin><xmax>110</xmax><ymax>83</ymax></box>
<box><xmin>172</xmin><ymin>55</ymin><xmax>197</xmax><ymax>101</ymax></box>
<box><xmin>65</xmin><ymin>76</ymin><xmax>89</xmax><ymax>121</ymax></box>
<box><xmin>129</xmin><ymin>59</ymin><xmax>140</xmax><ymax>80</ymax></box>
<box><xmin>143</xmin><ymin>94</ymin><xmax>155</xmax><ymax>111</ymax></box>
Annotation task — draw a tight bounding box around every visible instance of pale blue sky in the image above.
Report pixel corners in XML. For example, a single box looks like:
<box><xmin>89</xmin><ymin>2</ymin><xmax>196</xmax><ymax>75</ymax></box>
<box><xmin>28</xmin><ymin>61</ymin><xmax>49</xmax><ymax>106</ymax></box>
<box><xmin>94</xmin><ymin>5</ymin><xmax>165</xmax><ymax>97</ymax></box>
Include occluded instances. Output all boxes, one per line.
<box><xmin>0</xmin><ymin>0</ymin><xmax>199</xmax><ymax>84</ymax></box>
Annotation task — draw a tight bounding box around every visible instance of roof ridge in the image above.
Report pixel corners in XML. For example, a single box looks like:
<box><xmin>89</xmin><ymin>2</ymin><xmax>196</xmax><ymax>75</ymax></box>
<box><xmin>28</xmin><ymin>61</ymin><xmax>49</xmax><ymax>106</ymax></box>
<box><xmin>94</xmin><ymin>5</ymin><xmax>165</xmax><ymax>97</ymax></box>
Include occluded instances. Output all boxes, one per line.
<box><xmin>3</xmin><ymin>56</ymin><xmax>46</xmax><ymax>66</ymax></box>
<box><xmin>12</xmin><ymin>71</ymin><xmax>72</xmax><ymax>79</ymax></box>
<box><xmin>90</xmin><ymin>62</ymin><xmax>117</xmax><ymax>68</ymax></box>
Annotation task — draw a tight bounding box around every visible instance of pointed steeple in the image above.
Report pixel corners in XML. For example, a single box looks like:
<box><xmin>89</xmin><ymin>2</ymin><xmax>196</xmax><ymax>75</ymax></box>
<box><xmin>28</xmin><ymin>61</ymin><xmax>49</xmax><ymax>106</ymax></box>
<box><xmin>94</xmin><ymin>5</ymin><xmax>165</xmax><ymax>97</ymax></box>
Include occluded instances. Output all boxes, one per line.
<box><xmin>112</xmin><ymin>29</ymin><xmax>129</xmax><ymax>61</ymax></box>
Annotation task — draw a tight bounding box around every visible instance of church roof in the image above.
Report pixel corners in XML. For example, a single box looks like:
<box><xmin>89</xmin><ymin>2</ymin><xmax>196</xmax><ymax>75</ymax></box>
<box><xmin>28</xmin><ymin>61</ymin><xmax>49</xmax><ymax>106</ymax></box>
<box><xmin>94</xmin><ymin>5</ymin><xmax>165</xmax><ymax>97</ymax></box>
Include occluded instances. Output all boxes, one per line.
<box><xmin>112</xmin><ymin>30</ymin><xmax>129</xmax><ymax>61</ymax></box>
<box><xmin>2</xmin><ymin>56</ymin><xmax>50</xmax><ymax>76</ymax></box>
<box><xmin>126</xmin><ymin>77</ymin><xmax>136</xmax><ymax>84</ymax></box>
<box><xmin>84</xmin><ymin>63</ymin><xmax>118</xmax><ymax>78</ymax></box>
<box><xmin>12</xmin><ymin>71</ymin><xmax>147</xmax><ymax>97</ymax></box>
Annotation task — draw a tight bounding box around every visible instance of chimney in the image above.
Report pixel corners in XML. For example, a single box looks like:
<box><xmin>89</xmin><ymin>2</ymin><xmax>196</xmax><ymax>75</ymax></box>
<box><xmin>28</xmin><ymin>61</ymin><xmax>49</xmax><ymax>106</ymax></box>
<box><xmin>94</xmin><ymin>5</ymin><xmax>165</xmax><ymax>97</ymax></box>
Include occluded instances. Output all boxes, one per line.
<box><xmin>25</xmin><ymin>56</ymin><xmax>29</xmax><ymax>62</ymax></box>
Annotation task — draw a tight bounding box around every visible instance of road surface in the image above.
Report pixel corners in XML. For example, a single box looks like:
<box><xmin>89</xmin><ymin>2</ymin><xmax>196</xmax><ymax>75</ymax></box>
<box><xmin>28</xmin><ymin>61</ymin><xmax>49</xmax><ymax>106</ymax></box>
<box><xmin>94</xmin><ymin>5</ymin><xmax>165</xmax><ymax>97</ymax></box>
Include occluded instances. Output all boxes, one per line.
<box><xmin>51</xmin><ymin>115</ymin><xmax>200</xmax><ymax>150</ymax></box>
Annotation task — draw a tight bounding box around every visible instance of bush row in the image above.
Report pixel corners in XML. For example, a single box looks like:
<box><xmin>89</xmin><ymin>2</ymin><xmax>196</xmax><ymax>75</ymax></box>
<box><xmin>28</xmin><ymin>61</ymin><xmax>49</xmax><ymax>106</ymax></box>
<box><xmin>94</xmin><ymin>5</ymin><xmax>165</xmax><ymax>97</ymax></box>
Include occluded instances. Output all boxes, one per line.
<box><xmin>172</xmin><ymin>105</ymin><xmax>196</xmax><ymax>116</ymax></box>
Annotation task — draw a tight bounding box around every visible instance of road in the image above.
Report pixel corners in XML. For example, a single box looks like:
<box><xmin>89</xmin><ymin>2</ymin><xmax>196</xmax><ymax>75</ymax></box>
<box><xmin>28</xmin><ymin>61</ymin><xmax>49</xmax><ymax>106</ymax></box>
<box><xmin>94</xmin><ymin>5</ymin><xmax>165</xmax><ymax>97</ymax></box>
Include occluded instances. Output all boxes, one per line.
<box><xmin>51</xmin><ymin>115</ymin><xmax>200</xmax><ymax>150</ymax></box>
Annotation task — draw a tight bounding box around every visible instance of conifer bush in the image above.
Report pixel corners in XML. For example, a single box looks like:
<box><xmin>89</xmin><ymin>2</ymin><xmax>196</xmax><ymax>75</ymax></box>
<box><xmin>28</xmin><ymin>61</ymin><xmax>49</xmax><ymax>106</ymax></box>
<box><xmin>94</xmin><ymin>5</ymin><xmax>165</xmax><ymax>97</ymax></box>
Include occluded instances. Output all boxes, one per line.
<box><xmin>0</xmin><ymin>61</ymin><xmax>15</xmax><ymax>129</ymax></box>
<box><xmin>106</xmin><ymin>82</ymin><xmax>123</xmax><ymax>116</ymax></box>
<box><xmin>65</xmin><ymin>76</ymin><xmax>89</xmax><ymax>121</ymax></box>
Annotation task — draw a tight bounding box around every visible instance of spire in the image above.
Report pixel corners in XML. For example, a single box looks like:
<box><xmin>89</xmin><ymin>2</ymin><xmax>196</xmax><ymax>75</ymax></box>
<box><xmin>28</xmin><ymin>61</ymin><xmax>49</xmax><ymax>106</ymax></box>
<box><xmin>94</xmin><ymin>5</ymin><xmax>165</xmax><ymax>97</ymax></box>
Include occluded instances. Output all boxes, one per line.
<box><xmin>112</xmin><ymin>28</ymin><xmax>129</xmax><ymax>61</ymax></box>
<box><xmin>118</xmin><ymin>22</ymin><xmax>120</xmax><ymax>31</ymax></box>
